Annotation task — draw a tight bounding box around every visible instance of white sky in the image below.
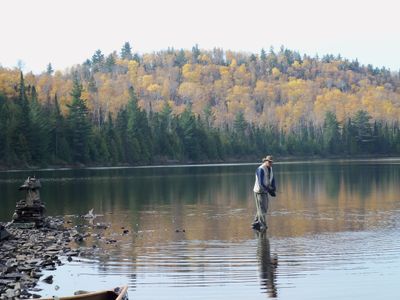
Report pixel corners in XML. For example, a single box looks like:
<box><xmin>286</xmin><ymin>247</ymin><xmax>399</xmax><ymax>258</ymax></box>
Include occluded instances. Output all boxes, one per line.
<box><xmin>1</xmin><ymin>0</ymin><xmax>399</xmax><ymax>74</ymax></box>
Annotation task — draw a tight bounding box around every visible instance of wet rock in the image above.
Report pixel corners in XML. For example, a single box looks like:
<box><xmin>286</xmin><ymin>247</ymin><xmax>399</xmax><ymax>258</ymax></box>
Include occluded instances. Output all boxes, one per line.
<box><xmin>20</xmin><ymin>289</ymin><xmax>32</xmax><ymax>298</ymax></box>
<box><xmin>74</xmin><ymin>290</ymin><xmax>91</xmax><ymax>295</ymax></box>
<box><xmin>31</xmin><ymin>293</ymin><xmax>41</xmax><ymax>298</ymax></box>
<box><xmin>95</xmin><ymin>223</ymin><xmax>108</xmax><ymax>230</ymax></box>
<box><xmin>74</xmin><ymin>234</ymin><xmax>84</xmax><ymax>242</ymax></box>
<box><xmin>42</xmin><ymin>275</ymin><xmax>53</xmax><ymax>284</ymax></box>
<box><xmin>30</xmin><ymin>270</ymin><xmax>43</xmax><ymax>279</ymax></box>
<box><xmin>2</xmin><ymin>272</ymin><xmax>23</xmax><ymax>280</ymax></box>
<box><xmin>5</xmin><ymin>288</ymin><xmax>15</xmax><ymax>298</ymax></box>
<box><xmin>0</xmin><ymin>217</ymin><xmax>74</xmax><ymax>296</ymax></box>
<box><xmin>17</xmin><ymin>265</ymin><xmax>34</xmax><ymax>272</ymax></box>
<box><xmin>0</xmin><ymin>214</ymin><xmax>121</xmax><ymax>298</ymax></box>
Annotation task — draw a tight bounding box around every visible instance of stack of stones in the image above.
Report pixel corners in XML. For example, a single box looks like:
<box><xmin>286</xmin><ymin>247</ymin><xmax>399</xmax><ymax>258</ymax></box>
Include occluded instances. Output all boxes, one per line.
<box><xmin>11</xmin><ymin>177</ymin><xmax>46</xmax><ymax>228</ymax></box>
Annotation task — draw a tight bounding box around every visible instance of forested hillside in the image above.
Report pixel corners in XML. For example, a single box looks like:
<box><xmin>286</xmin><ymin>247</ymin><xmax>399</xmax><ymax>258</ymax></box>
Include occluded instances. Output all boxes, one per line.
<box><xmin>1</xmin><ymin>43</ymin><xmax>400</xmax><ymax>167</ymax></box>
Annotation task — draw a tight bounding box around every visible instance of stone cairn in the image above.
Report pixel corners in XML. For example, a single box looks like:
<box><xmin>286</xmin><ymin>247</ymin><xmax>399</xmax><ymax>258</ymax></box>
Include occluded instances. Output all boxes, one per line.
<box><xmin>11</xmin><ymin>177</ymin><xmax>46</xmax><ymax>228</ymax></box>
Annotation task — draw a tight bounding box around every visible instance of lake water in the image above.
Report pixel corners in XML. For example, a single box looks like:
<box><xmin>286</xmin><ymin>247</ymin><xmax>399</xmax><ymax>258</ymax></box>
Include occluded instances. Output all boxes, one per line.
<box><xmin>1</xmin><ymin>159</ymin><xmax>400</xmax><ymax>299</ymax></box>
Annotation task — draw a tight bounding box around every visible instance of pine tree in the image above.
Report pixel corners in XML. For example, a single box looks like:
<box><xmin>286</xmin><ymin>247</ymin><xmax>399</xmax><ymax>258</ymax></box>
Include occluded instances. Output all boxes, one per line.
<box><xmin>121</xmin><ymin>42</ymin><xmax>133</xmax><ymax>60</ymax></box>
<box><xmin>105</xmin><ymin>112</ymin><xmax>119</xmax><ymax>163</ymax></box>
<box><xmin>191</xmin><ymin>44</ymin><xmax>200</xmax><ymax>64</ymax></box>
<box><xmin>353</xmin><ymin>110</ymin><xmax>373</xmax><ymax>153</ymax></box>
<box><xmin>0</xmin><ymin>93</ymin><xmax>6</xmax><ymax>162</ymax></box>
<box><xmin>29</xmin><ymin>86</ymin><xmax>50</xmax><ymax>162</ymax></box>
<box><xmin>115</xmin><ymin>107</ymin><xmax>129</xmax><ymax>162</ymax></box>
<box><xmin>126</xmin><ymin>87</ymin><xmax>152</xmax><ymax>163</ymax></box>
<box><xmin>342</xmin><ymin>118</ymin><xmax>358</xmax><ymax>154</ymax></box>
<box><xmin>175</xmin><ymin>49</ymin><xmax>187</xmax><ymax>67</ymax></box>
<box><xmin>50</xmin><ymin>94</ymin><xmax>71</xmax><ymax>163</ymax></box>
<box><xmin>233</xmin><ymin>110</ymin><xmax>248</xmax><ymax>155</ymax></box>
<box><xmin>67</xmin><ymin>75</ymin><xmax>91</xmax><ymax>163</ymax></box>
<box><xmin>14</xmin><ymin>72</ymin><xmax>32</xmax><ymax>163</ymax></box>
<box><xmin>0</xmin><ymin>94</ymin><xmax>19</xmax><ymax>164</ymax></box>
<box><xmin>91</xmin><ymin>49</ymin><xmax>105</xmax><ymax>72</ymax></box>
<box><xmin>323</xmin><ymin>111</ymin><xmax>341</xmax><ymax>154</ymax></box>
<box><xmin>105</xmin><ymin>54</ymin><xmax>116</xmax><ymax>73</ymax></box>
<box><xmin>46</xmin><ymin>63</ymin><xmax>54</xmax><ymax>75</ymax></box>
<box><xmin>260</xmin><ymin>48</ymin><xmax>267</xmax><ymax>61</ymax></box>
<box><xmin>177</xmin><ymin>105</ymin><xmax>198</xmax><ymax>160</ymax></box>
<box><xmin>154</xmin><ymin>101</ymin><xmax>174</xmax><ymax>158</ymax></box>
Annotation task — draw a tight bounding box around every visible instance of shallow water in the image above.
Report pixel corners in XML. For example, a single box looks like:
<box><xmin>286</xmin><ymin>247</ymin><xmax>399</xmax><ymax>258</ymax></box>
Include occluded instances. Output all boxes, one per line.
<box><xmin>1</xmin><ymin>159</ymin><xmax>400</xmax><ymax>299</ymax></box>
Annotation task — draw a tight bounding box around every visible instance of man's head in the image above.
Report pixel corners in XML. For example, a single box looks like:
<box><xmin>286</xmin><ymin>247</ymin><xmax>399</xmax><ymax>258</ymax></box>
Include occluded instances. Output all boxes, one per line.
<box><xmin>262</xmin><ymin>155</ymin><xmax>273</xmax><ymax>166</ymax></box>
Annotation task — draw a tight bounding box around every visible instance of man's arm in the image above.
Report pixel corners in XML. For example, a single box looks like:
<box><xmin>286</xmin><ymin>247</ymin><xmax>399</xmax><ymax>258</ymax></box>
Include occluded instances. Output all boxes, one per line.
<box><xmin>270</xmin><ymin>177</ymin><xmax>276</xmax><ymax>191</ymax></box>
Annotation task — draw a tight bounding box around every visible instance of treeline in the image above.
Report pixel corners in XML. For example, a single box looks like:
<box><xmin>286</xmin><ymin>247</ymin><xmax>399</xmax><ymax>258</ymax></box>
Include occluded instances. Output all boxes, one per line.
<box><xmin>1</xmin><ymin>43</ymin><xmax>400</xmax><ymax>133</ymax></box>
<box><xmin>0</xmin><ymin>73</ymin><xmax>399</xmax><ymax>167</ymax></box>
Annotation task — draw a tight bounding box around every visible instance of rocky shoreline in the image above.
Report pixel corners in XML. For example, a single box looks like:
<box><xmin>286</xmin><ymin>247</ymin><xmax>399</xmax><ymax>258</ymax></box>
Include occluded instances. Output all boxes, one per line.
<box><xmin>0</xmin><ymin>216</ymin><xmax>103</xmax><ymax>299</ymax></box>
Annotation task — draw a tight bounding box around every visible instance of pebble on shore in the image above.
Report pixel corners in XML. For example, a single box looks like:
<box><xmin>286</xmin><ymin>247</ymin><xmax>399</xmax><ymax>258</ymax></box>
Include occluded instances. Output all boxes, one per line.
<box><xmin>0</xmin><ymin>216</ymin><xmax>90</xmax><ymax>299</ymax></box>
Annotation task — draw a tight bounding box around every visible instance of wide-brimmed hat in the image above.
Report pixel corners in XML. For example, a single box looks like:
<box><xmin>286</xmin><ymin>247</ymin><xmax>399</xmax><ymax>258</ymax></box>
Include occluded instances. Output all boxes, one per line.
<box><xmin>262</xmin><ymin>155</ymin><xmax>274</xmax><ymax>162</ymax></box>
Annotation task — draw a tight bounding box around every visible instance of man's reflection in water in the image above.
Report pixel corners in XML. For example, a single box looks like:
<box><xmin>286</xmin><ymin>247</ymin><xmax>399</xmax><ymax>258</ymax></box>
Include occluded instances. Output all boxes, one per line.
<box><xmin>256</xmin><ymin>231</ymin><xmax>278</xmax><ymax>298</ymax></box>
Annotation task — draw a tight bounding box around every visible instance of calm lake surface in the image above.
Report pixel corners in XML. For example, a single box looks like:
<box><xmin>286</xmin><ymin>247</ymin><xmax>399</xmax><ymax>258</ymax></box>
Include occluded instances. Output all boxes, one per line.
<box><xmin>1</xmin><ymin>159</ymin><xmax>400</xmax><ymax>299</ymax></box>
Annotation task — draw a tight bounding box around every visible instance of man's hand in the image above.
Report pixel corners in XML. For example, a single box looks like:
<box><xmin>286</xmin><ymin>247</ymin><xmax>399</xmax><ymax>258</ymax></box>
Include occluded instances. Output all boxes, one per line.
<box><xmin>267</xmin><ymin>186</ymin><xmax>276</xmax><ymax>197</ymax></box>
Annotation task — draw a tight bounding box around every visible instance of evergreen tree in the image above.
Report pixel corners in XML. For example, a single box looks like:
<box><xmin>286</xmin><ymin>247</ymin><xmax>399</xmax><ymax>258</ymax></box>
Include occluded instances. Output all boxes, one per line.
<box><xmin>115</xmin><ymin>107</ymin><xmax>129</xmax><ymax>162</ymax></box>
<box><xmin>175</xmin><ymin>49</ymin><xmax>187</xmax><ymax>67</ymax></box>
<box><xmin>67</xmin><ymin>75</ymin><xmax>91</xmax><ymax>163</ymax></box>
<box><xmin>0</xmin><ymin>95</ymin><xmax>19</xmax><ymax>164</ymax></box>
<box><xmin>91</xmin><ymin>49</ymin><xmax>105</xmax><ymax>72</ymax></box>
<box><xmin>155</xmin><ymin>101</ymin><xmax>175</xmax><ymax>158</ymax></box>
<box><xmin>126</xmin><ymin>86</ymin><xmax>152</xmax><ymax>163</ymax></box>
<box><xmin>323</xmin><ymin>111</ymin><xmax>341</xmax><ymax>154</ymax></box>
<box><xmin>121</xmin><ymin>42</ymin><xmax>133</xmax><ymax>60</ymax></box>
<box><xmin>260</xmin><ymin>48</ymin><xmax>267</xmax><ymax>61</ymax></box>
<box><xmin>233</xmin><ymin>110</ymin><xmax>248</xmax><ymax>155</ymax></box>
<box><xmin>91</xmin><ymin>125</ymin><xmax>110</xmax><ymax>163</ymax></box>
<box><xmin>353</xmin><ymin>110</ymin><xmax>373</xmax><ymax>153</ymax></box>
<box><xmin>342</xmin><ymin>118</ymin><xmax>358</xmax><ymax>154</ymax></box>
<box><xmin>46</xmin><ymin>63</ymin><xmax>54</xmax><ymax>75</ymax></box>
<box><xmin>105</xmin><ymin>112</ymin><xmax>119</xmax><ymax>163</ymax></box>
<box><xmin>203</xmin><ymin>102</ymin><xmax>215</xmax><ymax>129</ymax></box>
<box><xmin>191</xmin><ymin>44</ymin><xmax>201</xmax><ymax>63</ymax></box>
<box><xmin>15</xmin><ymin>72</ymin><xmax>32</xmax><ymax>163</ymax></box>
<box><xmin>50</xmin><ymin>94</ymin><xmax>70</xmax><ymax>162</ymax></box>
<box><xmin>177</xmin><ymin>105</ymin><xmax>198</xmax><ymax>160</ymax></box>
<box><xmin>105</xmin><ymin>54</ymin><xmax>116</xmax><ymax>73</ymax></box>
<box><xmin>0</xmin><ymin>93</ymin><xmax>6</xmax><ymax>162</ymax></box>
<box><xmin>29</xmin><ymin>86</ymin><xmax>50</xmax><ymax>162</ymax></box>
<box><xmin>196</xmin><ymin>116</ymin><xmax>218</xmax><ymax>160</ymax></box>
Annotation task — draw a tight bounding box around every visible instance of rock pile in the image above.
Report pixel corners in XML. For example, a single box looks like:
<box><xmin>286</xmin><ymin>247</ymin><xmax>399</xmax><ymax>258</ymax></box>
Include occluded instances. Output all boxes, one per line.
<box><xmin>0</xmin><ymin>217</ymin><xmax>81</xmax><ymax>299</ymax></box>
<box><xmin>12</xmin><ymin>201</ymin><xmax>46</xmax><ymax>229</ymax></box>
<box><xmin>0</xmin><ymin>179</ymin><xmax>119</xmax><ymax>299</ymax></box>
<box><xmin>11</xmin><ymin>177</ymin><xmax>46</xmax><ymax>228</ymax></box>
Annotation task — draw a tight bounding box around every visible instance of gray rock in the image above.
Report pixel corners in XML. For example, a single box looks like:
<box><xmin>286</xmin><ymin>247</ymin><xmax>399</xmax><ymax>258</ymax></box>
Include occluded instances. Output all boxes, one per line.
<box><xmin>42</xmin><ymin>275</ymin><xmax>53</xmax><ymax>284</ymax></box>
<box><xmin>5</xmin><ymin>288</ymin><xmax>15</xmax><ymax>298</ymax></box>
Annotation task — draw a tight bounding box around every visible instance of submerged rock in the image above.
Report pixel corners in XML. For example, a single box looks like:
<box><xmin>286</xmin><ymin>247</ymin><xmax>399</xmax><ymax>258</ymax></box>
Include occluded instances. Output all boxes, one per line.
<box><xmin>42</xmin><ymin>275</ymin><xmax>53</xmax><ymax>284</ymax></box>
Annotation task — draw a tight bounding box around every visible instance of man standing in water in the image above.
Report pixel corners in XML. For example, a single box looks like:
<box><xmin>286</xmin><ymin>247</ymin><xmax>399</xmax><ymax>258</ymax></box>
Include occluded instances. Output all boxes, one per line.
<box><xmin>252</xmin><ymin>155</ymin><xmax>276</xmax><ymax>231</ymax></box>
